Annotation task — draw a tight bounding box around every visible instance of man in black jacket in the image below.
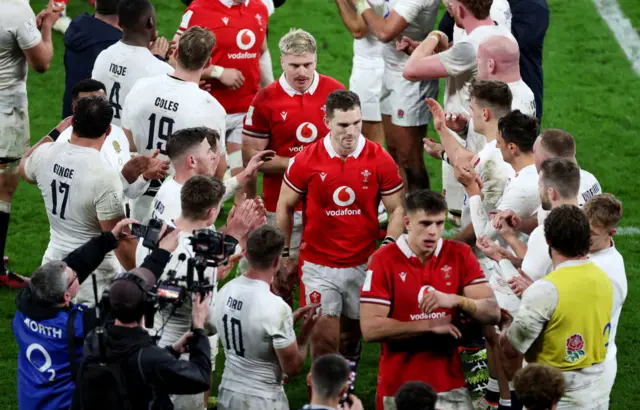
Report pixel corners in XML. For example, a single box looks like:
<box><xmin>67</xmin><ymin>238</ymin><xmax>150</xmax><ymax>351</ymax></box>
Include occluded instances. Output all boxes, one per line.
<box><xmin>62</xmin><ymin>0</ymin><xmax>122</xmax><ymax>118</ymax></box>
<box><xmin>73</xmin><ymin>268</ymin><xmax>213</xmax><ymax>410</ymax></box>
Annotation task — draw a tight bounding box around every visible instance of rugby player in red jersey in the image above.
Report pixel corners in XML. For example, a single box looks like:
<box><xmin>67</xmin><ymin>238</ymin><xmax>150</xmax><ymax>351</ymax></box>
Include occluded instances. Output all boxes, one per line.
<box><xmin>175</xmin><ymin>0</ymin><xmax>270</xmax><ymax>176</ymax></box>
<box><xmin>241</xmin><ymin>29</ymin><xmax>344</xmax><ymax>285</ymax></box>
<box><xmin>275</xmin><ymin>90</ymin><xmax>405</xmax><ymax>381</ymax></box>
<box><xmin>360</xmin><ymin>190</ymin><xmax>500</xmax><ymax>410</ymax></box>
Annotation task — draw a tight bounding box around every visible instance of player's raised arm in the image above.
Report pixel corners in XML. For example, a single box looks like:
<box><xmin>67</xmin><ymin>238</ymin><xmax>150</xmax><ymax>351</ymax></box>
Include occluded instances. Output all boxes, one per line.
<box><xmin>334</xmin><ymin>0</ymin><xmax>368</xmax><ymax>39</ymax></box>
<box><xmin>352</xmin><ymin>0</ymin><xmax>408</xmax><ymax>43</ymax></box>
<box><xmin>23</xmin><ymin>0</ymin><xmax>63</xmax><ymax>73</ymax></box>
<box><xmin>99</xmin><ymin>217</ymin><xmax>137</xmax><ymax>271</ymax></box>
<box><xmin>402</xmin><ymin>31</ymin><xmax>450</xmax><ymax>81</ymax></box>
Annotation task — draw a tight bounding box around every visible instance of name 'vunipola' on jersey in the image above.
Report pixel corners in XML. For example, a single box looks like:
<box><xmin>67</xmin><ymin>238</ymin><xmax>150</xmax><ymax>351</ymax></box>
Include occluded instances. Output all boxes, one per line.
<box><xmin>92</xmin><ymin>42</ymin><xmax>174</xmax><ymax>127</ymax></box>
<box><xmin>122</xmin><ymin>74</ymin><xmax>227</xmax><ymax>161</ymax></box>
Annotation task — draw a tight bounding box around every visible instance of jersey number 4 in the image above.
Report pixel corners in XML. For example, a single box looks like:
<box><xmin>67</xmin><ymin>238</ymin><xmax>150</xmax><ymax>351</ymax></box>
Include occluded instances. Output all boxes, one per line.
<box><xmin>222</xmin><ymin>314</ymin><xmax>245</xmax><ymax>357</ymax></box>
<box><xmin>109</xmin><ymin>82</ymin><xmax>122</xmax><ymax>119</ymax></box>
<box><xmin>147</xmin><ymin>114</ymin><xmax>174</xmax><ymax>155</ymax></box>
<box><xmin>50</xmin><ymin>179</ymin><xmax>70</xmax><ymax>220</ymax></box>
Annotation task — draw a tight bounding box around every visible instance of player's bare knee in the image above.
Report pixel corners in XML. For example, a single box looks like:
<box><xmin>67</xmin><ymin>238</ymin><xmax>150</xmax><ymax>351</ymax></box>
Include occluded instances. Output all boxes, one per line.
<box><xmin>0</xmin><ymin>163</ymin><xmax>20</xmax><ymax>198</ymax></box>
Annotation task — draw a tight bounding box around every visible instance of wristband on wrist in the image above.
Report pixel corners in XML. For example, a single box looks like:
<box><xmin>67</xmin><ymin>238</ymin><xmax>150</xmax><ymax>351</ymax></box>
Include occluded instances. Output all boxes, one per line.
<box><xmin>381</xmin><ymin>236</ymin><xmax>396</xmax><ymax>245</ymax></box>
<box><xmin>282</xmin><ymin>247</ymin><xmax>290</xmax><ymax>258</ymax></box>
<box><xmin>458</xmin><ymin>296</ymin><xmax>478</xmax><ymax>314</ymax></box>
<box><xmin>355</xmin><ymin>0</ymin><xmax>371</xmax><ymax>15</ymax></box>
<box><xmin>48</xmin><ymin>128</ymin><xmax>61</xmax><ymax>141</ymax></box>
<box><xmin>209</xmin><ymin>65</ymin><xmax>225</xmax><ymax>79</ymax></box>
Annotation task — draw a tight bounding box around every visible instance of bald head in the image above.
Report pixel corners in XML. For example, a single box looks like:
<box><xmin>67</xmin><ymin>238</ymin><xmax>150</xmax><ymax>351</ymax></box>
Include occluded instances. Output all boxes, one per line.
<box><xmin>477</xmin><ymin>36</ymin><xmax>521</xmax><ymax>81</ymax></box>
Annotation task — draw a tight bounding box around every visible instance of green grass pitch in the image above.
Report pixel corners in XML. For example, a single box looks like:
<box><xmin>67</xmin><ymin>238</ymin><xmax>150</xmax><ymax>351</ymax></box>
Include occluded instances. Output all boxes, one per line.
<box><xmin>1</xmin><ymin>0</ymin><xmax>640</xmax><ymax>408</ymax></box>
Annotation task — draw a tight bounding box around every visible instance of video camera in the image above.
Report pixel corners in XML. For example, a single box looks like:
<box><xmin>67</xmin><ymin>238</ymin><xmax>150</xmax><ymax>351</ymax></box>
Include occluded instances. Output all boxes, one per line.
<box><xmin>100</xmin><ymin>221</ymin><xmax>239</xmax><ymax>331</ymax></box>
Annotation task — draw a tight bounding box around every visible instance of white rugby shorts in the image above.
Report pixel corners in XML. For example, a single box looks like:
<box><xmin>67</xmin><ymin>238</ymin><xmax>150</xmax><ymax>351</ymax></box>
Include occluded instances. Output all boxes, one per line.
<box><xmin>0</xmin><ymin>106</ymin><xmax>30</xmax><ymax>160</ymax></box>
<box><xmin>349</xmin><ymin>61</ymin><xmax>384</xmax><ymax>122</ymax></box>
<box><xmin>380</xmin><ymin>69</ymin><xmax>438</xmax><ymax>127</ymax></box>
<box><xmin>383</xmin><ymin>387</ymin><xmax>473</xmax><ymax>410</ymax></box>
<box><xmin>301</xmin><ymin>261</ymin><xmax>367</xmax><ymax>319</ymax></box>
<box><xmin>218</xmin><ymin>387</ymin><xmax>289</xmax><ymax>410</ymax></box>
<box><xmin>225</xmin><ymin>113</ymin><xmax>245</xmax><ymax>145</ymax></box>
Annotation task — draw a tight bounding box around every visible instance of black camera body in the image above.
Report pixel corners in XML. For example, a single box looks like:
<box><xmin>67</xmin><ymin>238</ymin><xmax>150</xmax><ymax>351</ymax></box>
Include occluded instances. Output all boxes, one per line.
<box><xmin>131</xmin><ymin>219</ymin><xmax>165</xmax><ymax>249</ymax></box>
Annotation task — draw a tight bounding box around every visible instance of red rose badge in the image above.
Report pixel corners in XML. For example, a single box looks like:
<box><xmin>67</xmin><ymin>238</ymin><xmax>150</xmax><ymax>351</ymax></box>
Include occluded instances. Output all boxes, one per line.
<box><xmin>565</xmin><ymin>333</ymin><xmax>586</xmax><ymax>363</ymax></box>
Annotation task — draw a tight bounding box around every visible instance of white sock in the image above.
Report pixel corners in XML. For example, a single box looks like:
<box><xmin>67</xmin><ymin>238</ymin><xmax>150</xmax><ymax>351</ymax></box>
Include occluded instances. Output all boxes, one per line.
<box><xmin>499</xmin><ymin>399</ymin><xmax>511</xmax><ymax>407</ymax></box>
<box><xmin>487</xmin><ymin>377</ymin><xmax>500</xmax><ymax>393</ymax></box>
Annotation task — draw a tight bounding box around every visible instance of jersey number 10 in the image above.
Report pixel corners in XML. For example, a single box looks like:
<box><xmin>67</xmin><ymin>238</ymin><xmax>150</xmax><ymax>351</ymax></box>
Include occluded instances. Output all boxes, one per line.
<box><xmin>222</xmin><ymin>314</ymin><xmax>245</xmax><ymax>357</ymax></box>
<box><xmin>147</xmin><ymin>114</ymin><xmax>174</xmax><ymax>155</ymax></box>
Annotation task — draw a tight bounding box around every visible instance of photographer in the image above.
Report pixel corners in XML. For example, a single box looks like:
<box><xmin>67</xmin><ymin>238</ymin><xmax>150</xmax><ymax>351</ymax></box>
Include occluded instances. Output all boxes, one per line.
<box><xmin>72</xmin><ymin>269</ymin><xmax>213</xmax><ymax>410</ymax></box>
<box><xmin>137</xmin><ymin>175</ymin><xmax>264</xmax><ymax>410</ymax></box>
<box><xmin>12</xmin><ymin>219</ymin><xmax>178</xmax><ymax>410</ymax></box>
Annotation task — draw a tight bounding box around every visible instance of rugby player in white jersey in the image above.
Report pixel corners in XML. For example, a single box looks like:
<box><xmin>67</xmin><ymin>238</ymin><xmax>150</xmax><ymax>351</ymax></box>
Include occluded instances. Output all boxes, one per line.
<box><xmin>335</xmin><ymin>0</ymin><xmax>386</xmax><ymax>146</ymax></box>
<box><xmin>0</xmin><ymin>0</ymin><xmax>62</xmax><ymax>286</ymax></box>
<box><xmin>452</xmin><ymin>0</ymin><xmax>511</xmax><ymax>43</ymax></box>
<box><xmin>494</xmin><ymin>128</ymin><xmax>603</xmax><ymax>238</ymax></box>
<box><xmin>477</xmin><ymin>158</ymin><xmax>581</xmax><ymax>408</ymax></box>
<box><xmin>214</xmin><ymin>225</ymin><xmax>319</xmax><ymax>410</ymax></box>
<box><xmin>92</xmin><ymin>0</ymin><xmax>173</xmax><ymax>128</ymax></box>
<box><xmin>585</xmin><ymin>194</ymin><xmax>627</xmax><ymax>398</ymax></box>
<box><xmin>150</xmin><ymin>127</ymin><xmax>270</xmax><ymax>224</ymax></box>
<box><xmin>18</xmin><ymin>97</ymin><xmax>136</xmax><ymax>305</ymax></box>
<box><xmin>350</xmin><ymin>0</ymin><xmax>439</xmax><ymax>192</ymax></box>
<box><xmin>55</xmin><ymin>79</ymin><xmax>170</xmax><ymax>203</ymax></box>
<box><xmin>137</xmin><ymin>175</ymin><xmax>263</xmax><ymax>410</ymax></box>
<box><xmin>402</xmin><ymin>0</ymin><xmax>515</xmax><ymax>219</ymax></box>
<box><xmin>443</xmin><ymin>35</ymin><xmax>536</xmax><ymax>155</ymax></box>
<box><xmin>121</xmin><ymin>26</ymin><xmax>228</xmax><ymax>220</ymax></box>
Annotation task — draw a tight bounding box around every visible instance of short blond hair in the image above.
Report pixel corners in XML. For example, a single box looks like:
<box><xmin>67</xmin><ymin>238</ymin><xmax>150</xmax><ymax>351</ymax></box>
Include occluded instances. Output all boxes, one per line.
<box><xmin>178</xmin><ymin>26</ymin><xmax>216</xmax><ymax>71</ymax></box>
<box><xmin>584</xmin><ymin>193</ymin><xmax>623</xmax><ymax>230</ymax></box>
<box><xmin>279</xmin><ymin>28</ymin><xmax>317</xmax><ymax>56</ymax></box>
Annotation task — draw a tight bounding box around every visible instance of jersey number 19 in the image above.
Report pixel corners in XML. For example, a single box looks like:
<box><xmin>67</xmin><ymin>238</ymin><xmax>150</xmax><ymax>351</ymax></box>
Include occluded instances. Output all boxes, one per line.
<box><xmin>147</xmin><ymin>114</ymin><xmax>174</xmax><ymax>155</ymax></box>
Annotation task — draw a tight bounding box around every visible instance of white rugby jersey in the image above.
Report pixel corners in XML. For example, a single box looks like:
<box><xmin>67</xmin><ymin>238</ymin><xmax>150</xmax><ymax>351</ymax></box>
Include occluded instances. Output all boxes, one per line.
<box><xmin>214</xmin><ymin>275</ymin><xmax>296</xmax><ymax>399</ymax></box>
<box><xmin>441</xmin><ymin>25</ymin><xmax>515</xmax><ymax>116</ymax></box>
<box><xmin>461</xmin><ymin>139</ymin><xmax>511</xmax><ymax>228</ymax></box>
<box><xmin>57</xmin><ymin>125</ymin><xmax>150</xmax><ymax>200</ymax></box>
<box><xmin>92</xmin><ymin>42</ymin><xmax>173</xmax><ymax>127</ymax></box>
<box><xmin>466</xmin><ymin>80</ymin><xmax>536</xmax><ymax>154</ymax></box>
<box><xmin>469</xmin><ymin>163</ymin><xmax>539</xmax><ymax>245</ymax></box>
<box><xmin>536</xmin><ymin>168</ymin><xmax>602</xmax><ymax>225</ymax></box>
<box><xmin>150</xmin><ymin>177</ymin><xmax>182</xmax><ymax>223</ymax></box>
<box><xmin>25</xmin><ymin>142</ymin><xmax>125</xmax><ymax>268</ymax></box>
<box><xmin>122</xmin><ymin>74</ymin><xmax>227</xmax><ymax>162</ymax></box>
<box><xmin>383</xmin><ymin>0</ymin><xmax>439</xmax><ymax>70</ymax></box>
<box><xmin>589</xmin><ymin>243</ymin><xmax>627</xmax><ymax>389</ymax></box>
<box><xmin>0</xmin><ymin>0</ymin><xmax>41</xmax><ymax>107</ymax></box>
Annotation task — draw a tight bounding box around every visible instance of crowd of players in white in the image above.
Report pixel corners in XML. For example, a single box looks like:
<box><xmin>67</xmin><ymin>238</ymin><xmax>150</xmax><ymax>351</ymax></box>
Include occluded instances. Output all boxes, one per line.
<box><xmin>1</xmin><ymin>0</ymin><xmax>629</xmax><ymax>408</ymax></box>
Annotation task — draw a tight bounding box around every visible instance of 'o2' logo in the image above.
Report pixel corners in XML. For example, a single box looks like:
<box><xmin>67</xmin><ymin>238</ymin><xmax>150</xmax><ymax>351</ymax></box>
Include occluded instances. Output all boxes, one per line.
<box><xmin>26</xmin><ymin>343</ymin><xmax>56</xmax><ymax>381</ymax></box>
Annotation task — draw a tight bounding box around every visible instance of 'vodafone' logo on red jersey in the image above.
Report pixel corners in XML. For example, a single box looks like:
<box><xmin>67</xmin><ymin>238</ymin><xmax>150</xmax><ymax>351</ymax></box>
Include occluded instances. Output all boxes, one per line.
<box><xmin>333</xmin><ymin>186</ymin><xmax>356</xmax><ymax>206</ymax></box>
<box><xmin>296</xmin><ymin>123</ymin><xmax>318</xmax><ymax>143</ymax></box>
<box><xmin>236</xmin><ymin>29</ymin><xmax>256</xmax><ymax>50</ymax></box>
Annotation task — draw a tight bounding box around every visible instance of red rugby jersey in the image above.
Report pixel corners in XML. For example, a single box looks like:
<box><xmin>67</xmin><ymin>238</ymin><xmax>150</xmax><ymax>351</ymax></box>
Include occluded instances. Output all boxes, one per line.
<box><xmin>284</xmin><ymin>135</ymin><xmax>402</xmax><ymax>267</ymax></box>
<box><xmin>360</xmin><ymin>235</ymin><xmax>487</xmax><ymax>409</ymax></box>
<box><xmin>242</xmin><ymin>73</ymin><xmax>345</xmax><ymax>212</ymax></box>
<box><xmin>178</xmin><ymin>0</ymin><xmax>268</xmax><ymax>114</ymax></box>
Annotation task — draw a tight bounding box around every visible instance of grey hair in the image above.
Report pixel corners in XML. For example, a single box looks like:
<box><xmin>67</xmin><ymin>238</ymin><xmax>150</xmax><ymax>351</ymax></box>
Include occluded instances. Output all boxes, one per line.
<box><xmin>278</xmin><ymin>28</ymin><xmax>317</xmax><ymax>56</ymax></box>
<box><xmin>29</xmin><ymin>261</ymin><xmax>69</xmax><ymax>304</ymax></box>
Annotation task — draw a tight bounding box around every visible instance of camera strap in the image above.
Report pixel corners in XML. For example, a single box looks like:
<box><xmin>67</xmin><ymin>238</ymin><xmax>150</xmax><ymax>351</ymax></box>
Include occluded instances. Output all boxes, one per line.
<box><xmin>67</xmin><ymin>308</ymin><xmax>80</xmax><ymax>380</ymax></box>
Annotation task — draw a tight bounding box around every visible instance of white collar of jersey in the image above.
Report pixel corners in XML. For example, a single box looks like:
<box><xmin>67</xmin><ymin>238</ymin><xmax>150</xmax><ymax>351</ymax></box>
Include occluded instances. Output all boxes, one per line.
<box><xmin>219</xmin><ymin>0</ymin><xmax>250</xmax><ymax>8</ymax></box>
<box><xmin>555</xmin><ymin>259</ymin><xmax>591</xmax><ymax>270</ymax></box>
<box><xmin>397</xmin><ymin>234</ymin><xmax>443</xmax><ymax>259</ymax></box>
<box><xmin>279</xmin><ymin>71</ymin><xmax>320</xmax><ymax>97</ymax></box>
<box><xmin>323</xmin><ymin>134</ymin><xmax>366</xmax><ymax>159</ymax></box>
<box><xmin>515</xmin><ymin>163</ymin><xmax>537</xmax><ymax>178</ymax></box>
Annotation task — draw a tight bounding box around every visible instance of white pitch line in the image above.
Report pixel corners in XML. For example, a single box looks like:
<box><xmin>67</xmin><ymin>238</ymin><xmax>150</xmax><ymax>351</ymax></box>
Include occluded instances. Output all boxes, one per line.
<box><xmin>592</xmin><ymin>0</ymin><xmax>640</xmax><ymax>75</ymax></box>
